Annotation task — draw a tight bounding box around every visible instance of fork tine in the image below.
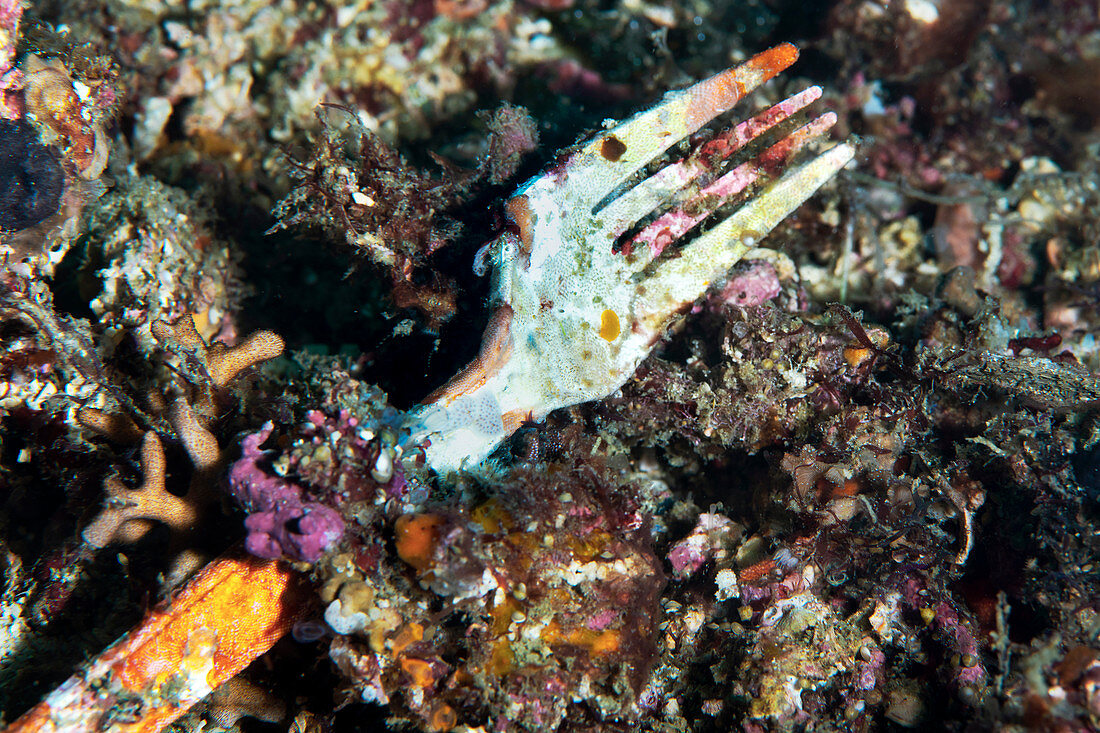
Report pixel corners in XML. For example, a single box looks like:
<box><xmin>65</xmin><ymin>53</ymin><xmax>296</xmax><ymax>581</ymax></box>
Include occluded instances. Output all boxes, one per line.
<box><xmin>624</xmin><ymin>110</ymin><xmax>840</xmax><ymax>262</ymax></box>
<box><xmin>641</xmin><ymin>141</ymin><xmax>855</xmax><ymax>324</ymax></box>
<box><xmin>563</xmin><ymin>43</ymin><xmax>801</xmax><ymax>206</ymax></box>
<box><xmin>599</xmin><ymin>85</ymin><xmax>825</xmax><ymax>244</ymax></box>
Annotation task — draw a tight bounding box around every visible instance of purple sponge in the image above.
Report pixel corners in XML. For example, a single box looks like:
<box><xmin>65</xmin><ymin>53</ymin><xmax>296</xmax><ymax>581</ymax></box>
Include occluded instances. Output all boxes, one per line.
<box><xmin>228</xmin><ymin>423</ymin><xmax>344</xmax><ymax>562</ymax></box>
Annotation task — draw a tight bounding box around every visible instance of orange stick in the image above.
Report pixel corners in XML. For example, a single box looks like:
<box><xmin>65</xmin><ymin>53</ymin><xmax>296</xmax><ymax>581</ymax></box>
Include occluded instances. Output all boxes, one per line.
<box><xmin>5</xmin><ymin>553</ymin><xmax>308</xmax><ymax>733</ymax></box>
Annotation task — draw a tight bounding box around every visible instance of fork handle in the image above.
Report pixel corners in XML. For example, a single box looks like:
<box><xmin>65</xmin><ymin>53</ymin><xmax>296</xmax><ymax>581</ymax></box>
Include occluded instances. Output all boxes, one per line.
<box><xmin>405</xmin><ymin>388</ymin><xmax>508</xmax><ymax>473</ymax></box>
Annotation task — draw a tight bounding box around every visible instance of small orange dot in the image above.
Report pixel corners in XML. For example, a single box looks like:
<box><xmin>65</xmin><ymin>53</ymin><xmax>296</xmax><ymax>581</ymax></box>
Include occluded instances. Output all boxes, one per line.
<box><xmin>599</xmin><ymin>309</ymin><xmax>620</xmax><ymax>342</ymax></box>
<box><xmin>589</xmin><ymin>630</ymin><xmax>620</xmax><ymax>655</ymax></box>
<box><xmin>843</xmin><ymin>346</ymin><xmax>872</xmax><ymax>369</ymax></box>
<box><xmin>400</xmin><ymin>656</ymin><xmax>436</xmax><ymax>687</ymax></box>
<box><xmin>395</xmin><ymin>514</ymin><xmax>445</xmax><ymax>571</ymax></box>
<box><xmin>429</xmin><ymin>703</ymin><xmax>458</xmax><ymax>731</ymax></box>
<box><xmin>600</xmin><ymin>135</ymin><xmax>627</xmax><ymax>161</ymax></box>
<box><xmin>389</xmin><ymin>622</ymin><xmax>424</xmax><ymax>655</ymax></box>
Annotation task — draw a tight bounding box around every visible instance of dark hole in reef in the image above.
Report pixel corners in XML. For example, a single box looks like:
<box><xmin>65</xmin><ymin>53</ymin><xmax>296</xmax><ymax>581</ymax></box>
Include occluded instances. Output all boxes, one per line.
<box><xmin>0</xmin><ymin>119</ymin><xmax>64</xmax><ymax>231</ymax></box>
<box><xmin>49</xmin><ymin>236</ymin><xmax>96</xmax><ymax>319</ymax></box>
<box><xmin>1072</xmin><ymin>444</ymin><xmax>1100</xmax><ymax>500</ymax></box>
<box><xmin>285</xmin><ymin>515</ymin><xmax>304</xmax><ymax>535</ymax></box>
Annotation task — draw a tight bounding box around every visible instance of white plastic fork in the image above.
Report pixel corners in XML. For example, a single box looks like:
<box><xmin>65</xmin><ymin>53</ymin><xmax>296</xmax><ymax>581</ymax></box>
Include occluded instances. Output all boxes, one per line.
<box><xmin>406</xmin><ymin>43</ymin><xmax>855</xmax><ymax>473</ymax></box>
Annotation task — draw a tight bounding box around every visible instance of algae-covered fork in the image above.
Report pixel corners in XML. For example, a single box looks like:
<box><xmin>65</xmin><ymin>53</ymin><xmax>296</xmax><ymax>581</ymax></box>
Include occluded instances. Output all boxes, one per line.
<box><xmin>5</xmin><ymin>44</ymin><xmax>852</xmax><ymax>733</ymax></box>
<box><xmin>407</xmin><ymin>42</ymin><xmax>854</xmax><ymax>472</ymax></box>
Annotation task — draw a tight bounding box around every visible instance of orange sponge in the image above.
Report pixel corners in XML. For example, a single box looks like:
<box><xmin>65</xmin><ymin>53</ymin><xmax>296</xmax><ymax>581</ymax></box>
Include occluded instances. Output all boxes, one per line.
<box><xmin>395</xmin><ymin>513</ymin><xmax>445</xmax><ymax>571</ymax></box>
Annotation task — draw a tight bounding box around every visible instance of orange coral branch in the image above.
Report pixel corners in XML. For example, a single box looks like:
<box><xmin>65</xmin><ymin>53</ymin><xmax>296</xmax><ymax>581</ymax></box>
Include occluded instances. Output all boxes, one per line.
<box><xmin>168</xmin><ymin>397</ymin><xmax>222</xmax><ymax>474</ymax></box>
<box><xmin>81</xmin><ymin>431</ymin><xmax>189</xmax><ymax>548</ymax></box>
<box><xmin>152</xmin><ymin>314</ymin><xmax>285</xmax><ymax>389</ymax></box>
<box><xmin>206</xmin><ymin>330</ymin><xmax>285</xmax><ymax>387</ymax></box>
<box><xmin>5</xmin><ymin>553</ymin><xmax>308</xmax><ymax>733</ymax></box>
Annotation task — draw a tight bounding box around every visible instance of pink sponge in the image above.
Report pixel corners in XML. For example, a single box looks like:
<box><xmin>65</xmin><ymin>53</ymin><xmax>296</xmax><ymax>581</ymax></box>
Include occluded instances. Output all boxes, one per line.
<box><xmin>228</xmin><ymin>423</ymin><xmax>344</xmax><ymax>562</ymax></box>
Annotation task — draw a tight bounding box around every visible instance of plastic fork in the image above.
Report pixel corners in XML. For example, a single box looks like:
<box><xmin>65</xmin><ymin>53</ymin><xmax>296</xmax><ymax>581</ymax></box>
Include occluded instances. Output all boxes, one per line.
<box><xmin>407</xmin><ymin>43</ymin><xmax>855</xmax><ymax>473</ymax></box>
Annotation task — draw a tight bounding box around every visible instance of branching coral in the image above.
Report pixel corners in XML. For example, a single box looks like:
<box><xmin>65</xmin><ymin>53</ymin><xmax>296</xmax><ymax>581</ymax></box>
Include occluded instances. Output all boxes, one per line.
<box><xmin>78</xmin><ymin>316</ymin><xmax>285</xmax><ymax>560</ymax></box>
<box><xmin>152</xmin><ymin>313</ymin><xmax>284</xmax><ymax>392</ymax></box>
<box><xmin>81</xmin><ymin>430</ymin><xmax>193</xmax><ymax>548</ymax></box>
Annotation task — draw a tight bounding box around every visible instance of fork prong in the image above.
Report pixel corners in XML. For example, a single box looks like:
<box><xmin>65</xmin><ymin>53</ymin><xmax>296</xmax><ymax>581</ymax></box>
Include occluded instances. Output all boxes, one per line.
<box><xmin>624</xmin><ymin>110</ymin><xmax>840</xmax><ymax>263</ymax></box>
<box><xmin>641</xmin><ymin>141</ymin><xmax>855</xmax><ymax>323</ymax></box>
<box><xmin>600</xmin><ymin>85</ymin><xmax>824</xmax><ymax>245</ymax></box>
<box><xmin>566</xmin><ymin>44</ymin><xmax>801</xmax><ymax>206</ymax></box>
